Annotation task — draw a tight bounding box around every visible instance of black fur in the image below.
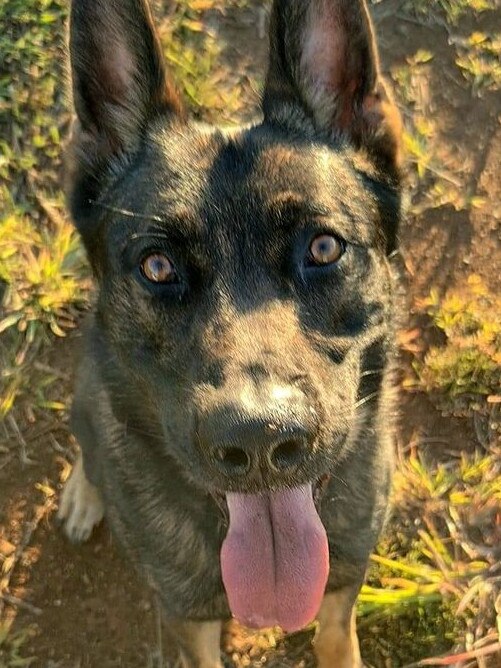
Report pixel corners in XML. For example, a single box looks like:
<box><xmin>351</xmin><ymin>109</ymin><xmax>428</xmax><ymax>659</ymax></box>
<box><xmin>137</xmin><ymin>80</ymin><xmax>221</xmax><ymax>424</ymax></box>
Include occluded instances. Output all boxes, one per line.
<box><xmin>66</xmin><ymin>0</ymin><xmax>402</xmax><ymax>646</ymax></box>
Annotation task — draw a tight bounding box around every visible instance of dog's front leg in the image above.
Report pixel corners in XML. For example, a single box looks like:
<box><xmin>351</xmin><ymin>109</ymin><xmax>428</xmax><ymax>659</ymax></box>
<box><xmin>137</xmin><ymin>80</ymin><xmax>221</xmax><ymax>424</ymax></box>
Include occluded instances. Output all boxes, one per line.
<box><xmin>314</xmin><ymin>587</ymin><xmax>362</xmax><ymax>668</ymax></box>
<box><xmin>165</xmin><ymin>619</ymin><xmax>223</xmax><ymax>668</ymax></box>
<box><xmin>57</xmin><ymin>452</ymin><xmax>104</xmax><ymax>543</ymax></box>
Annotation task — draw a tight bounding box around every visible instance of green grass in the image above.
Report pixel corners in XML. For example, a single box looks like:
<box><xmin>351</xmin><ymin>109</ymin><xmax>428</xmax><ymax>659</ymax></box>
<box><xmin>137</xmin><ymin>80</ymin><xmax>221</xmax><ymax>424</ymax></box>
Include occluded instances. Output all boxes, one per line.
<box><xmin>455</xmin><ymin>32</ymin><xmax>501</xmax><ymax>96</ymax></box>
<box><xmin>0</xmin><ymin>0</ymin><xmax>67</xmax><ymax>185</ymax></box>
<box><xmin>0</xmin><ymin>623</ymin><xmax>36</xmax><ymax>667</ymax></box>
<box><xmin>158</xmin><ymin>0</ymin><xmax>253</xmax><ymax>122</ymax></box>
<box><xmin>0</xmin><ymin>190</ymin><xmax>88</xmax><ymax>340</ymax></box>
<box><xmin>390</xmin><ymin>51</ymin><xmax>463</xmax><ymax>214</ymax></box>
<box><xmin>0</xmin><ymin>0</ymin><xmax>79</xmax><ymax>417</ymax></box>
<box><xmin>409</xmin><ymin>0</ymin><xmax>498</xmax><ymax>24</ymax></box>
<box><xmin>411</xmin><ymin>277</ymin><xmax>501</xmax><ymax>438</ymax></box>
<box><xmin>359</xmin><ymin>448</ymin><xmax>501</xmax><ymax>666</ymax></box>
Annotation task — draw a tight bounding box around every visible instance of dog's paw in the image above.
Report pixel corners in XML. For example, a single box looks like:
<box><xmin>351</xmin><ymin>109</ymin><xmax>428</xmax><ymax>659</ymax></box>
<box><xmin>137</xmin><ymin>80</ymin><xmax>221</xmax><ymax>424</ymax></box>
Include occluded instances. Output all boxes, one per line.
<box><xmin>57</xmin><ymin>455</ymin><xmax>104</xmax><ymax>543</ymax></box>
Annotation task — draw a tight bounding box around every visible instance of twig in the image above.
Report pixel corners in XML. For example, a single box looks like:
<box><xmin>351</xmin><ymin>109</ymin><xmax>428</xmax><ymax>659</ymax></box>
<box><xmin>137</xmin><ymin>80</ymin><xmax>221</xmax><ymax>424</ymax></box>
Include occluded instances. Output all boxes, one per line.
<box><xmin>6</xmin><ymin>414</ymin><xmax>35</xmax><ymax>466</ymax></box>
<box><xmin>0</xmin><ymin>452</ymin><xmax>14</xmax><ymax>472</ymax></box>
<box><xmin>0</xmin><ymin>593</ymin><xmax>42</xmax><ymax>616</ymax></box>
<box><xmin>395</xmin><ymin>12</ymin><xmax>433</xmax><ymax>28</ymax></box>
<box><xmin>448</xmin><ymin>506</ymin><xmax>500</xmax><ymax>561</ymax></box>
<box><xmin>401</xmin><ymin>642</ymin><xmax>501</xmax><ymax>667</ymax></box>
<box><xmin>26</xmin><ymin>173</ymin><xmax>67</xmax><ymax>229</ymax></box>
<box><xmin>32</xmin><ymin>361</ymin><xmax>71</xmax><ymax>381</ymax></box>
<box><xmin>421</xmin><ymin>163</ymin><xmax>463</xmax><ymax>187</ymax></box>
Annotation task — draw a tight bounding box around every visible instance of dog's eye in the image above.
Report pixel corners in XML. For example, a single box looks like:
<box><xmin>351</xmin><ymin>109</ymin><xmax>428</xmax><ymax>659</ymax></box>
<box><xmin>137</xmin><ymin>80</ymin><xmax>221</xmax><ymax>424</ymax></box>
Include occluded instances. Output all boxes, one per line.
<box><xmin>308</xmin><ymin>234</ymin><xmax>344</xmax><ymax>266</ymax></box>
<box><xmin>140</xmin><ymin>253</ymin><xmax>176</xmax><ymax>283</ymax></box>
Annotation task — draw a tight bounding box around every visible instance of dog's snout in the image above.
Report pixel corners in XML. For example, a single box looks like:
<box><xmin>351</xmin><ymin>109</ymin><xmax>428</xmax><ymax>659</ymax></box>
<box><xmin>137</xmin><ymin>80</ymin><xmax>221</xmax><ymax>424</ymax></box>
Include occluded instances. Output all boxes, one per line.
<box><xmin>198</xmin><ymin>382</ymin><xmax>317</xmax><ymax>481</ymax></box>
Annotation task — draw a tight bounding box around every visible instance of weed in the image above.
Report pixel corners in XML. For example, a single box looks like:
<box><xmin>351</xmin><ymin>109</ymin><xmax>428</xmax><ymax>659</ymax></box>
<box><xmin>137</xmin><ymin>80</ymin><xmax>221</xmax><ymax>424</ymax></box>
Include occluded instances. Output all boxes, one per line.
<box><xmin>0</xmin><ymin>0</ymin><xmax>81</xmax><ymax>417</ymax></box>
<box><xmin>0</xmin><ymin>186</ymin><xmax>89</xmax><ymax>417</ymax></box>
<box><xmin>158</xmin><ymin>0</ymin><xmax>250</xmax><ymax>121</ymax></box>
<box><xmin>415</xmin><ymin>183</ymin><xmax>486</xmax><ymax>215</ymax></box>
<box><xmin>454</xmin><ymin>32</ymin><xmax>501</xmax><ymax>96</ymax></box>
<box><xmin>0</xmin><ymin>622</ymin><xmax>36</xmax><ymax>667</ymax></box>
<box><xmin>0</xmin><ymin>190</ymin><xmax>89</xmax><ymax>340</ymax></box>
<box><xmin>360</xmin><ymin>450</ymin><xmax>501</xmax><ymax>666</ymax></box>
<box><xmin>414</xmin><ymin>276</ymin><xmax>501</xmax><ymax>402</ymax></box>
<box><xmin>391</xmin><ymin>54</ymin><xmax>437</xmax><ymax>183</ymax></box>
<box><xmin>409</xmin><ymin>0</ymin><xmax>498</xmax><ymax>24</ymax></box>
<box><xmin>391</xmin><ymin>53</ymin><xmax>462</xmax><ymax>213</ymax></box>
<box><xmin>403</xmin><ymin>117</ymin><xmax>436</xmax><ymax>181</ymax></box>
<box><xmin>0</xmin><ymin>0</ymin><xmax>68</xmax><ymax>189</ymax></box>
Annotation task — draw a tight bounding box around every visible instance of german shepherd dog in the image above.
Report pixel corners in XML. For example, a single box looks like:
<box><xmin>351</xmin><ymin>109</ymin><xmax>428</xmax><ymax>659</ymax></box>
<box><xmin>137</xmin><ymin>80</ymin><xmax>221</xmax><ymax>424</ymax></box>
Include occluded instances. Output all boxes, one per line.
<box><xmin>57</xmin><ymin>0</ymin><xmax>403</xmax><ymax>665</ymax></box>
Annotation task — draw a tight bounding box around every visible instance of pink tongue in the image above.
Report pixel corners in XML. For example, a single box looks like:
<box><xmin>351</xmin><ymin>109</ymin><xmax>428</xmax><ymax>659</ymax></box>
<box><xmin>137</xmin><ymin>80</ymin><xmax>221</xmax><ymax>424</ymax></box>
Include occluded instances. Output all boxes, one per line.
<box><xmin>220</xmin><ymin>484</ymin><xmax>329</xmax><ymax>632</ymax></box>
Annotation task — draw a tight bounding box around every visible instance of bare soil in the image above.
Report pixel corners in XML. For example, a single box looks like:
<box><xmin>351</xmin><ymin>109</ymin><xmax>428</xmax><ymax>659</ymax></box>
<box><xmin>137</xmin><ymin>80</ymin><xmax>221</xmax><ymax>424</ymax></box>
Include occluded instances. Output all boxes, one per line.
<box><xmin>1</xmin><ymin>2</ymin><xmax>500</xmax><ymax>666</ymax></box>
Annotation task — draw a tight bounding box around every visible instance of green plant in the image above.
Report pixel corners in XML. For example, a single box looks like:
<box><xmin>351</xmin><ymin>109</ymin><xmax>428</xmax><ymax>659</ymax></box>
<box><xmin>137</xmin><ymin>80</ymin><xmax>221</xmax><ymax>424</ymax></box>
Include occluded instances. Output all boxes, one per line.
<box><xmin>159</xmin><ymin>0</ymin><xmax>249</xmax><ymax>121</ymax></box>
<box><xmin>390</xmin><ymin>51</ymin><xmax>463</xmax><ymax>212</ymax></box>
<box><xmin>0</xmin><ymin>623</ymin><xmax>36</xmax><ymax>667</ymax></box>
<box><xmin>0</xmin><ymin>0</ymin><xmax>87</xmax><ymax>418</ymax></box>
<box><xmin>454</xmin><ymin>32</ymin><xmax>501</xmax><ymax>96</ymax></box>
<box><xmin>409</xmin><ymin>0</ymin><xmax>498</xmax><ymax>24</ymax></box>
<box><xmin>0</xmin><ymin>0</ymin><xmax>68</xmax><ymax>187</ymax></box>
<box><xmin>402</xmin><ymin>117</ymin><xmax>436</xmax><ymax>181</ymax></box>
<box><xmin>415</xmin><ymin>276</ymin><xmax>501</xmax><ymax>399</ymax></box>
<box><xmin>360</xmin><ymin>450</ymin><xmax>501</xmax><ymax>666</ymax></box>
<box><xmin>391</xmin><ymin>52</ymin><xmax>436</xmax><ymax>181</ymax></box>
<box><xmin>0</xmin><ymin>186</ymin><xmax>88</xmax><ymax>416</ymax></box>
<box><xmin>0</xmin><ymin>190</ymin><xmax>89</xmax><ymax>339</ymax></box>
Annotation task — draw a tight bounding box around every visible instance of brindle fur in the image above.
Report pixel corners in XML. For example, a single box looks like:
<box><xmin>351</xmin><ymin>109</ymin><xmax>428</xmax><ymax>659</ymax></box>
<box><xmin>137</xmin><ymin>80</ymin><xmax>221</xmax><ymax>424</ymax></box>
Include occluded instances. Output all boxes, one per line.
<box><xmin>59</xmin><ymin>0</ymin><xmax>403</xmax><ymax>665</ymax></box>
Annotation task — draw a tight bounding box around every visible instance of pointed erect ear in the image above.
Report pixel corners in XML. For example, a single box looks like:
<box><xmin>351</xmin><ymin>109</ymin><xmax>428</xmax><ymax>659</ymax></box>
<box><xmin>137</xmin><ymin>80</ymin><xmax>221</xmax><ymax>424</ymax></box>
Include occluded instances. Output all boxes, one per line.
<box><xmin>262</xmin><ymin>0</ymin><xmax>402</xmax><ymax>171</ymax></box>
<box><xmin>69</xmin><ymin>0</ymin><xmax>183</xmax><ymax>170</ymax></box>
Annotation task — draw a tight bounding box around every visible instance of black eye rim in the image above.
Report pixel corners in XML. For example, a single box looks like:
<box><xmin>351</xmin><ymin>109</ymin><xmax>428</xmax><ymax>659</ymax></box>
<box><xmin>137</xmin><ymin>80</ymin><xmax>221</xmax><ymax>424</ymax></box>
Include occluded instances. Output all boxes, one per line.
<box><xmin>304</xmin><ymin>232</ymin><xmax>347</xmax><ymax>268</ymax></box>
<box><xmin>139</xmin><ymin>251</ymin><xmax>179</xmax><ymax>285</ymax></box>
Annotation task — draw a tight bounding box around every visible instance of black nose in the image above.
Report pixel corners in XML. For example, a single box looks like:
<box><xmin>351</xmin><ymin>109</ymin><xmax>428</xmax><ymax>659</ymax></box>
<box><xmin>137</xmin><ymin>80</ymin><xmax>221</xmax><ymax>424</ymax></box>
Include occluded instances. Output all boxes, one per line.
<box><xmin>213</xmin><ymin>430</ymin><xmax>309</xmax><ymax>476</ymax></box>
<box><xmin>198</xmin><ymin>384</ymin><xmax>317</xmax><ymax>479</ymax></box>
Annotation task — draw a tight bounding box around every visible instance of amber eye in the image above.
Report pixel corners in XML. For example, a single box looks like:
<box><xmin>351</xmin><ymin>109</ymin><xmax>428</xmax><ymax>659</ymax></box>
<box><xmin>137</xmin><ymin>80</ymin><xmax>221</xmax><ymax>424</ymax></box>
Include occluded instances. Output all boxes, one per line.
<box><xmin>140</xmin><ymin>253</ymin><xmax>176</xmax><ymax>283</ymax></box>
<box><xmin>308</xmin><ymin>234</ymin><xmax>344</xmax><ymax>266</ymax></box>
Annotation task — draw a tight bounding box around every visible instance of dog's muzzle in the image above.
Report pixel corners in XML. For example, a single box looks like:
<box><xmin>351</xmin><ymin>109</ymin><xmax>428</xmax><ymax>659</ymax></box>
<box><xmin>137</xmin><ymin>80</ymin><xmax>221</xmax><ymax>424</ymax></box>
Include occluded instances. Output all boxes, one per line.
<box><xmin>197</xmin><ymin>380</ymin><xmax>318</xmax><ymax>483</ymax></box>
<box><xmin>196</xmin><ymin>379</ymin><xmax>330</xmax><ymax>632</ymax></box>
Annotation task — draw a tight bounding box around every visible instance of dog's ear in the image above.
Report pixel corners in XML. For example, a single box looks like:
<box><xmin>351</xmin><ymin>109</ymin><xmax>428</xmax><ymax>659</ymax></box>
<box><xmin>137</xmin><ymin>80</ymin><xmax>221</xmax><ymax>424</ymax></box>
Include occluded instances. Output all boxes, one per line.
<box><xmin>262</xmin><ymin>0</ymin><xmax>402</xmax><ymax>171</ymax></box>
<box><xmin>68</xmin><ymin>0</ymin><xmax>182</xmax><ymax>187</ymax></box>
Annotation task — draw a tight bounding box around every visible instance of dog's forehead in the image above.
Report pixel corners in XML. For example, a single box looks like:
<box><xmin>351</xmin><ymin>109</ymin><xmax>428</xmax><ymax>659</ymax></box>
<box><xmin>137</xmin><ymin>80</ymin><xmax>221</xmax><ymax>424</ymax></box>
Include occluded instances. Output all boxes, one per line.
<box><xmin>146</xmin><ymin>123</ymin><xmax>371</xmax><ymax>216</ymax></box>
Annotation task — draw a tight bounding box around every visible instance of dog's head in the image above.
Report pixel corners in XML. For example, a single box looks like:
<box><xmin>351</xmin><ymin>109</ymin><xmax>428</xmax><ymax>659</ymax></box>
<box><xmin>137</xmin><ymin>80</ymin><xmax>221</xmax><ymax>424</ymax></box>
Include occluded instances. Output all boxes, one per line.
<box><xmin>68</xmin><ymin>0</ymin><xmax>402</xmax><ymax>630</ymax></box>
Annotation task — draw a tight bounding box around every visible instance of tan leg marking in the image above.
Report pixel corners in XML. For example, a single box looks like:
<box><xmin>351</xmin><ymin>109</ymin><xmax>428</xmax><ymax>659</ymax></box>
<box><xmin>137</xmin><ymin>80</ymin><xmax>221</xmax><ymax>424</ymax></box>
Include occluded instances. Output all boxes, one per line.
<box><xmin>57</xmin><ymin>452</ymin><xmax>104</xmax><ymax>543</ymax></box>
<box><xmin>314</xmin><ymin>588</ymin><xmax>362</xmax><ymax>668</ymax></box>
<box><xmin>167</xmin><ymin>619</ymin><xmax>223</xmax><ymax>668</ymax></box>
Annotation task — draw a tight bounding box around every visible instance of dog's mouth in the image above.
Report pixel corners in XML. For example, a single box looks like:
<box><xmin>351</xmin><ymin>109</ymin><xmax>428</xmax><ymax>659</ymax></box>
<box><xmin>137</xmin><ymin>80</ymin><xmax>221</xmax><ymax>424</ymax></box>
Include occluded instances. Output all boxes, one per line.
<box><xmin>213</xmin><ymin>475</ymin><xmax>331</xmax><ymax>633</ymax></box>
<box><xmin>212</xmin><ymin>474</ymin><xmax>330</xmax><ymax>520</ymax></box>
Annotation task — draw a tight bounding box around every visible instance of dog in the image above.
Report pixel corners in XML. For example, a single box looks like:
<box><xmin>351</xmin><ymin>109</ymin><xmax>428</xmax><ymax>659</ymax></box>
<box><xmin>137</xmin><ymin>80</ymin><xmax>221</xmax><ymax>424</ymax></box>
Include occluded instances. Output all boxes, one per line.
<box><xmin>57</xmin><ymin>0</ymin><xmax>403</xmax><ymax>666</ymax></box>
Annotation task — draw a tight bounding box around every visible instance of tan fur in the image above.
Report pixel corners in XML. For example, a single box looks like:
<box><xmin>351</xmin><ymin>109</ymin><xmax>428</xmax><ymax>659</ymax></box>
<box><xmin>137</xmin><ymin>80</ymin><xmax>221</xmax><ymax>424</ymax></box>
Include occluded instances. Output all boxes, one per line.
<box><xmin>166</xmin><ymin>619</ymin><xmax>222</xmax><ymax>668</ymax></box>
<box><xmin>314</xmin><ymin>588</ymin><xmax>362</xmax><ymax>668</ymax></box>
<box><xmin>57</xmin><ymin>452</ymin><xmax>104</xmax><ymax>543</ymax></box>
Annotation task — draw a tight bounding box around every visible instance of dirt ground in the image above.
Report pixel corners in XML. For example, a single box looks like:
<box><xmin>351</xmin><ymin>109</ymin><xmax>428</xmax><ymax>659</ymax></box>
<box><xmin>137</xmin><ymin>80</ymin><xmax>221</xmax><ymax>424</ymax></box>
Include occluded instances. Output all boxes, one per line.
<box><xmin>1</xmin><ymin>1</ymin><xmax>500</xmax><ymax>666</ymax></box>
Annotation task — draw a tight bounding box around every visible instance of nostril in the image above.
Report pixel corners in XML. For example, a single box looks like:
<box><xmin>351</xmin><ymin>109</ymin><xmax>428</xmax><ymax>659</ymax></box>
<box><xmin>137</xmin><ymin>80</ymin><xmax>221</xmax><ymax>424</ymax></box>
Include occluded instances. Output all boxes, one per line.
<box><xmin>215</xmin><ymin>447</ymin><xmax>251</xmax><ymax>475</ymax></box>
<box><xmin>269</xmin><ymin>439</ymin><xmax>305</xmax><ymax>471</ymax></box>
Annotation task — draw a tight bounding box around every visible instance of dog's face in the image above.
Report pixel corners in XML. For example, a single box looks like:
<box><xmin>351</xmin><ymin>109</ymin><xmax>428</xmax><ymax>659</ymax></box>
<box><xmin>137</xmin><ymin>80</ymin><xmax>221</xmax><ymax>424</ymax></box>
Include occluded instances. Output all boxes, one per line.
<box><xmin>68</xmin><ymin>0</ymin><xmax>402</xmax><ymax>631</ymax></box>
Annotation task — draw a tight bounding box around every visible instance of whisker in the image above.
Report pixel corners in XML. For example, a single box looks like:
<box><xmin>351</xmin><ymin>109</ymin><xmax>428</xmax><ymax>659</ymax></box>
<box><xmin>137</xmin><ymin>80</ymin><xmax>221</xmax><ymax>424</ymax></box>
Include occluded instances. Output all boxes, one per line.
<box><xmin>354</xmin><ymin>391</ymin><xmax>380</xmax><ymax>409</ymax></box>
<box><xmin>359</xmin><ymin>368</ymin><xmax>385</xmax><ymax>378</ymax></box>
<box><xmin>89</xmin><ymin>200</ymin><xmax>166</xmax><ymax>223</ymax></box>
<box><xmin>328</xmin><ymin>471</ymin><xmax>349</xmax><ymax>489</ymax></box>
